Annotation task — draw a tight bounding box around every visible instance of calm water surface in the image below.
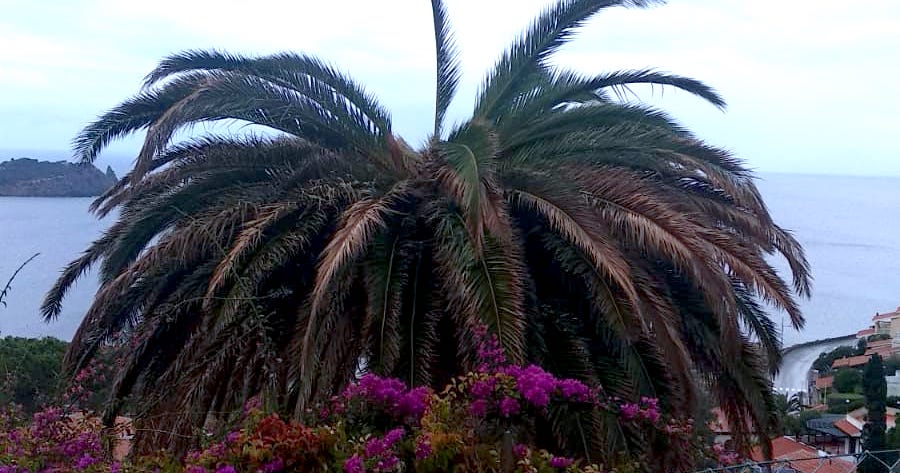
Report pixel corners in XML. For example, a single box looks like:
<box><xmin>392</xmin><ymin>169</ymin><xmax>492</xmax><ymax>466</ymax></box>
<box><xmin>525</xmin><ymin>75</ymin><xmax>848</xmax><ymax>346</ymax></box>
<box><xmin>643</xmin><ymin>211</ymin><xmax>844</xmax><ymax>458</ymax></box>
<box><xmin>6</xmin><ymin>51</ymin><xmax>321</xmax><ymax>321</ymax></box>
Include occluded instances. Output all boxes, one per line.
<box><xmin>1</xmin><ymin>173</ymin><xmax>899</xmax><ymax>344</ymax></box>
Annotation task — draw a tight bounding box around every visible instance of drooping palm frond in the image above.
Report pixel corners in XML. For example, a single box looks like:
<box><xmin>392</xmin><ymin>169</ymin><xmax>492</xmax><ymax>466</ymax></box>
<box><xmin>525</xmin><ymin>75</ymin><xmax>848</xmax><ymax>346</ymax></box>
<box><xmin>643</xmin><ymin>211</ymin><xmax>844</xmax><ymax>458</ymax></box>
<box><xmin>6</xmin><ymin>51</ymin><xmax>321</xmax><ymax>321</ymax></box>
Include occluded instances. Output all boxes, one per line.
<box><xmin>50</xmin><ymin>0</ymin><xmax>810</xmax><ymax>464</ymax></box>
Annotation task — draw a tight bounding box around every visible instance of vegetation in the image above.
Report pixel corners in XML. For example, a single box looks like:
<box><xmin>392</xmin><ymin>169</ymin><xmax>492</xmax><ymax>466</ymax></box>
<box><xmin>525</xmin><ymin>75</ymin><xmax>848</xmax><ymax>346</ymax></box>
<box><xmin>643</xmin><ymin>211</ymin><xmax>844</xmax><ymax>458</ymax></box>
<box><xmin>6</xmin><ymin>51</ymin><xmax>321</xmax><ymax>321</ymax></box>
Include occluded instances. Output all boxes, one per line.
<box><xmin>884</xmin><ymin>356</ymin><xmax>900</xmax><ymax>376</ymax></box>
<box><xmin>0</xmin><ymin>337</ymin><xmax>67</xmax><ymax>412</ymax></box>
<box><xmin>0</xmin><ymin>333</ymin><xmax>723</xmax><ymax>472</ymax></box>
<box><xmin>0</xmin><ymin>158</ymin><xmax>117</xmax><ymax>197</ymax></box>
<box><xmin>833</xmin><ymin>368</ymin><xmax>863</xmax><ymax>393</ymax></box>
<box><xmin>826</xmin><ymin>393</ymin><xmax>865</xmax><ymax>414</ymax></box>
<box><xmin>43</xmin><ymin>0</ymin><xmax>809</xmax><ymax>461</ymax></box>
<box><xmin>812</xmin><ymin>345</ymin><xmax>864</xmax><ymax>374</ymax></box>
<box><xmin>861</xmin><ymin>354</ymin><xmax>889</xmax><ymax>473</ymax></box>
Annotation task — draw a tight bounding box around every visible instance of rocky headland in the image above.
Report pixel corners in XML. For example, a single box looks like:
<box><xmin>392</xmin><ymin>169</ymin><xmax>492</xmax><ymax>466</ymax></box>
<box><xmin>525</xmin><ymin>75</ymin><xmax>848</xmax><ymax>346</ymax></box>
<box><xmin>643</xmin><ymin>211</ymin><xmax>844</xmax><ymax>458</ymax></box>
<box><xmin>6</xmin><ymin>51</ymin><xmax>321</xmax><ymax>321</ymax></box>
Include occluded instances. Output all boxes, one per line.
<box><xmin>0</xmin><ymin>158</ymin><xmax>118</xmax><ymax>197</ymax></box>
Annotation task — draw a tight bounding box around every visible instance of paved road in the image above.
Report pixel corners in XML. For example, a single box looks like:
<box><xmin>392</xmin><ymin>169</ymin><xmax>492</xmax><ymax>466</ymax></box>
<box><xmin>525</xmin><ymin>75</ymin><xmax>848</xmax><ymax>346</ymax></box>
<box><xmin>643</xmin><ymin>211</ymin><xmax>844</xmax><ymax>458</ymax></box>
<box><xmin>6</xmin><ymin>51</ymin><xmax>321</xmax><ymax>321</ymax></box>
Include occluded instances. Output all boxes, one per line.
<box><xmin>774</xmin><ymin>336</ymin><xmax>856</xmax><ymax>396</ymax></box>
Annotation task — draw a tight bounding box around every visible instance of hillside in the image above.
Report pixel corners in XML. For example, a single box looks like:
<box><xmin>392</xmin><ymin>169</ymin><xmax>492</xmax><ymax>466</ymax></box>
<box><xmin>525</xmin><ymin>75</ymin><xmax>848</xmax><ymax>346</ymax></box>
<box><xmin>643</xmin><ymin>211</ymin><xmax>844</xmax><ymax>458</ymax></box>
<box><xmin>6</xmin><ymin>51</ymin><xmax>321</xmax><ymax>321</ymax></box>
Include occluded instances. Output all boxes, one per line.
<box><xmin>0</xmin><ymin>157</ymin><xmax>118</xmax><ymax>197</ymax></box>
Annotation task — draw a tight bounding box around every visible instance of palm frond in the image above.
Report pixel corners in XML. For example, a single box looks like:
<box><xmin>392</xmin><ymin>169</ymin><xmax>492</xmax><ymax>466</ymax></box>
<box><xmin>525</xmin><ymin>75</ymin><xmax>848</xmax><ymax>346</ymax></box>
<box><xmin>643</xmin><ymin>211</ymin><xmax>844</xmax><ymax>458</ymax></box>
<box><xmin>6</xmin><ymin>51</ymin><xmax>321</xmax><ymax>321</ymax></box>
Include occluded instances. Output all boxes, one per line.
<box><xmin>430</xmin><ymin>0</ymin><xmax>461</xmax><ymax>136</ymax></box>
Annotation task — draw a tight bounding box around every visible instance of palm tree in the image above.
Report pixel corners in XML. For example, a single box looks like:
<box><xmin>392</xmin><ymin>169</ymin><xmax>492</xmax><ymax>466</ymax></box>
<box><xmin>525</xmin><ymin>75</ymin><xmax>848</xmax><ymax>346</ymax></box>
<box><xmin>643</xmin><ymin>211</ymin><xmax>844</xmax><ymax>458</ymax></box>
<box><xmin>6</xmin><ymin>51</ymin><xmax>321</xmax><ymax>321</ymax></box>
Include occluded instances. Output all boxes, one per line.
<box><xmin>45</xmin><ymin>0</ymin><xmax>809</xmax><ymax>459</ymax></box>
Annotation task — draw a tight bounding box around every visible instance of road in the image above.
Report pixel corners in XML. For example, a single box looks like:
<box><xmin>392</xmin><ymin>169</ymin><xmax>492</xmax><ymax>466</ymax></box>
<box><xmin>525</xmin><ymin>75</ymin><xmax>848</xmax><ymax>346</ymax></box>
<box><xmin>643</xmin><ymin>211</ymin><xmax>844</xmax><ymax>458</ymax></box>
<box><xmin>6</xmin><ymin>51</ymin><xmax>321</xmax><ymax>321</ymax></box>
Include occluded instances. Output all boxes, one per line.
<box><xmin>774</xmin><ymin>336</ymin><xmax>856</xmax><ymax>396</ymax></box>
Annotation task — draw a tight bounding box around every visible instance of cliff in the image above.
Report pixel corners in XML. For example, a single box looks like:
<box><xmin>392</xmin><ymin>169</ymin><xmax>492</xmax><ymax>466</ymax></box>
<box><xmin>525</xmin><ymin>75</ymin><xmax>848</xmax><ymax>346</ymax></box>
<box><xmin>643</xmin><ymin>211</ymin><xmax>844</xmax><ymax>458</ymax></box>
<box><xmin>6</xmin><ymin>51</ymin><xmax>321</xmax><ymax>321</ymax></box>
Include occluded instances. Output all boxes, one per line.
<box><xmin>0</xmin><ymin>158</ymin><xmax>118</xmax><ymax>197</ymax></box>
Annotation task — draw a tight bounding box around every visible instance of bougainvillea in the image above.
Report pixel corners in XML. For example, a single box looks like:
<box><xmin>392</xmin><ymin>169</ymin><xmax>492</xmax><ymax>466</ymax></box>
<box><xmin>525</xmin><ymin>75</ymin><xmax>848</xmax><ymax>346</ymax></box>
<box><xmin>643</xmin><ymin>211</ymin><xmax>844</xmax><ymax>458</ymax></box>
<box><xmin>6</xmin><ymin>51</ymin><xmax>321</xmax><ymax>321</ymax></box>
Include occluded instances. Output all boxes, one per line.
<box><xmin>0</xmin><ymin>327</ymin><xmax>731</xmax><ymax>472</ymax></box>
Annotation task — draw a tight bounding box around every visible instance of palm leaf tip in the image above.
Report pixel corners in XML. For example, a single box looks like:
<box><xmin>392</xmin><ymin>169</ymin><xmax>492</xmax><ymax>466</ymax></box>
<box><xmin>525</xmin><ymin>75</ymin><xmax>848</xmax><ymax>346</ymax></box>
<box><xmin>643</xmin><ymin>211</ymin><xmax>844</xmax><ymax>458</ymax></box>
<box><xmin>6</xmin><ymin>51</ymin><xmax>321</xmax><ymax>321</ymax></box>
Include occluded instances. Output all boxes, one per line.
<box><xmin>430</xmin><ymin>0</ymin><xmax>461</xmax><ymax>136</ymax></box>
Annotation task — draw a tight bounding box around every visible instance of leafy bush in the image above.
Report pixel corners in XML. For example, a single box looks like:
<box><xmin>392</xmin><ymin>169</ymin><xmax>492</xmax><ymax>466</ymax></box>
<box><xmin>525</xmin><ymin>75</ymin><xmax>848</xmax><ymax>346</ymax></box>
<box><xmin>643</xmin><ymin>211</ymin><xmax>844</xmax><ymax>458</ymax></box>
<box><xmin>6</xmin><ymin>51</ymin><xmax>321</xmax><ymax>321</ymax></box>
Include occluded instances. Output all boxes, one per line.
<box><xmin>869</xmin><ymin>334</ymin><xmax>891</xmax><ymax>342</ymax></box>
<box><xmin>0</xmin><ymin>329</ymin><xmax>725</xmax><ymax>472</ymax></box>
<box><xmin>826</xmin><ymin>393</ymin><xmax>865</xmax><ymax>413</ymax></box>
<box><xmin>833</xmin><ymin>368</ymin><xmax>862</xmax><ymax>393</ymax></box>
<box><xmin>884</xmin><ymin>357</ymin><xmax>900</xmax><ymax>376</ymax></box>
<box><xmin>812</xmin><ymin>345</ymin><xmax>863</xmax><ymax>373</ymax></box>
<box><xmin>0</xmin><ymin>337</ymin><xmax>67</xmax><ymax>412</ymax></box>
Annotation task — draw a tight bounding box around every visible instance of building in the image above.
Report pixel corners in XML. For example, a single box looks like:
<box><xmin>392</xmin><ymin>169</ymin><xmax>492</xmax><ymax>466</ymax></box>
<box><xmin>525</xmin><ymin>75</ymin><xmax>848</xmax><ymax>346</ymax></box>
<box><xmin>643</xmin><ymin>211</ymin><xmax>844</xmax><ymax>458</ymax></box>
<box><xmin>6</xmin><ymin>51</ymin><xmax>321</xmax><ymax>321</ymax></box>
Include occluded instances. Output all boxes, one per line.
<box><xmin>832</xmin><ymin>355</ymin><xmax>872</xmax><ymax>370</ymax></box>
<box><xmin>874</xmin><ymin>312</ymin><xmax>894</xmax><ymax>336</ymax></box>
<box><xmin>857</xmin><ymin>327</ymin><xmax>875</xmax><ymax>340</ymax></box>
<box><xmin>812</xmin><ymin>375</ymin><xmax>834</xmax><ymax>404</ymax></box>
<box><xmin>847</xmin><ymin>406</ymin><xmax>899</xmax><ymax>430</ymax></box>
<box><xmin>751</xmin><ymin>437</ymin><xmax>856</xmax><ymax>473</ymax></box>
<box><xmin>803</xmin><ymin>414</ymin><xmax>862</xmax><ymax>455</ymax></box>
<box><xmin>865</xmin><ymin>338</ymin><xmax>893</xmax><ymax>358</ymax></box>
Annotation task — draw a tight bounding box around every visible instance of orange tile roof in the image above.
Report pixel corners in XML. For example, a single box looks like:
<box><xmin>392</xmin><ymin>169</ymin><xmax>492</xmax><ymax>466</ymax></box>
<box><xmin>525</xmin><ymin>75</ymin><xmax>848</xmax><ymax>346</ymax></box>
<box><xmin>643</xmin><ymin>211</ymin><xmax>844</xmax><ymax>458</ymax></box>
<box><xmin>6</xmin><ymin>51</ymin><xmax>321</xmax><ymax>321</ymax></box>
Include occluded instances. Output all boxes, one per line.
<box><xmin>834</xmin><ymin>419</ymin><xmax>861</xmax><ymax>437</ymax></box>
<box><xmin>865</xmin><ymin>346</ymin><xmax>893</xmax><ymax>357</ymax></box>
<box><xmin>868</xmin><ymin>339</ymin><xmax>893</xmax><ymax>349</ymax></box>
<box><xmin>858</xmin><ymin>328</ymin><xmax>876</xmax><ymax>337</ymax></box>
<box><xmin>873</xmin><ymin>309</ymin><xmax>900</xmax><ymax>321</ymax></box>
<box><xmin>815</xmin><ymin>376</ymin><xmax>834</xmax><ymax>389</ymax></box>
<box><xmin>751</xmin><ymin>437</ymin><xmax>856</xmax><ymax>473</ymax></box>
<box><xmin>832</xmin><ymin>355</ymin><xmax>871</xmax><ymax>369</ymax></box>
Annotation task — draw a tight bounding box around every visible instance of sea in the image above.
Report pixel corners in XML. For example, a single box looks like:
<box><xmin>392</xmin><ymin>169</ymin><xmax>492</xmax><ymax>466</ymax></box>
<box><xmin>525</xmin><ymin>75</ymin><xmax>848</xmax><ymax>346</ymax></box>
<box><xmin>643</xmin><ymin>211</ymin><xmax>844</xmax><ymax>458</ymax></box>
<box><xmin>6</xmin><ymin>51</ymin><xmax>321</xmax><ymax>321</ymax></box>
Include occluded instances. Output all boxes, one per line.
<box><xmin>1</xmin><ymin>169</ymin><xmax>899</xmax><ymax>345</ymax></box>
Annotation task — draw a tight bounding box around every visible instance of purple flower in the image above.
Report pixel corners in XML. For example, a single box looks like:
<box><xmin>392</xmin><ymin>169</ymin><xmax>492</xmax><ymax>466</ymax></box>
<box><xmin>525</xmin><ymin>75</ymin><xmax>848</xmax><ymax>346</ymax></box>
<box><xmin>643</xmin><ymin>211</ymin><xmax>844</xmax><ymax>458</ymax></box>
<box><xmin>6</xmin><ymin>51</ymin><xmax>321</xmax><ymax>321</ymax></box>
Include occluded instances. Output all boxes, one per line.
<box><xmin>383</xmin><ymin>427</ymin><xmax>405</xmax><ymax>446</ymax></box>
<box><xmin>512</xmin><ymin>444</ymin><xmax>529</xmax><ymax>458</ymax></box>
<box><xmin>469</xmin><ymin>399</ymin><xmax>489</xmax><ymax>417</ymax></box>
<box><xmin>215</xmin><ymin>465</ymin><xmax>237</xmax><ymax>473</ymax></box>
<box><xmin>620</xmin><ymin>402</ymin><xmax>639</xmax><ymax>419</ymax></box>
<box><xmin>469</xmin><ymin>378</ymin><xmax>497</xmax><ymax>399</ymax></box>
<box><xmin>262</xmin><ymin>458</ymin><xmax>285</xmax><ymax>472</ymax></box>
<box><xmin>225</xmin><ymin>430</ymin><xmax>240</xmax><ymax>443</ymax></box>
<box><xmin>415</xmin><ymin>434</ymin><xmax>433</xmax><ymax>460</ymax></box>
<box><xmin>558</xmin><ymin>378</ymin><xmax>592</xmax><ymax>403</ymax></box>
<box><xmin>74</xmin><ymin>453</ymin><xmax>97</xmax><ymax>469</ymax></box>
<box><xmin>365</xmin><ymin>437</ymin><xmax>387</xmax><ymax>457</ymax></box>
<box><xmin>498</xmin><ymin>397</ymin><xmax>520</xmax><ymax>417</ymax></box>
<box><xmin>344</xmin><ymin>455</ymin><xmax>365</xmax><ymax>473</ymax></box>
<box><xmin>549</xmin><ymin>455</ymin><xmax>574</xmax><ymax>468</ymax></box>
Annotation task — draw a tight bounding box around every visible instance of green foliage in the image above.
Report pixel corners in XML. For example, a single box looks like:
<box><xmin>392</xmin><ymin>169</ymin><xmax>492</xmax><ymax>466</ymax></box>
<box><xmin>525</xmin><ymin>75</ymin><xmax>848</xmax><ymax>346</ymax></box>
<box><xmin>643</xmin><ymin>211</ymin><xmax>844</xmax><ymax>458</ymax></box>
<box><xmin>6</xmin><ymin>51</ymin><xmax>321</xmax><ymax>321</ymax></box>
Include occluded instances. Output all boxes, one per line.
<box><xmin>833</xmin><ymin>368</ymin><xmax>863</xmax><ymax>393</ymax></box>
<box><xmin>826</xmin><ymin>393</ymin><xmax>865</xmax><ymax>414</ymax></box>
<box><xmin>884</xmin><ymin>357</ymin><xmax>900</xmax><ymax>376</ymax></box>
<box><xmin>869</xmin><ymin>333</ymin><xmax>891</xmax><ymax>342</ymax></box>
<box><xmin>861</xmin><ymin>354</ymin><xmax>889</xmax><ymax>473</ymax></box>
<box><xmin>0</xmin><ymin>336</ymin><xmax>115</xmax><ymax>414</ymax></box>
<box><xmin>813</xmin><ymin>345</ymin><xmax>863</xmax><ymax>373</ymax></box>
<box><xmin>0</xmin><ymin>336</ymin><xmax>67</xmax><ymax>412</ymax></box>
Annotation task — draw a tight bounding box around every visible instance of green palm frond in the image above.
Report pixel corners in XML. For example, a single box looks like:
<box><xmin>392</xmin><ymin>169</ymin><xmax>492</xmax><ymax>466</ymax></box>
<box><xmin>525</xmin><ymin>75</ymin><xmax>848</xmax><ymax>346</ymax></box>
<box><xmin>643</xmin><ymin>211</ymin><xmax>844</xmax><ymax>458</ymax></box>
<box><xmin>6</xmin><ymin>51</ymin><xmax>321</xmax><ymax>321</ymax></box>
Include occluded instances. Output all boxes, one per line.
<box><xmin>430</xmin><ymin>0</ymin><xmax>461</xmax><ymax>136</ymax></box>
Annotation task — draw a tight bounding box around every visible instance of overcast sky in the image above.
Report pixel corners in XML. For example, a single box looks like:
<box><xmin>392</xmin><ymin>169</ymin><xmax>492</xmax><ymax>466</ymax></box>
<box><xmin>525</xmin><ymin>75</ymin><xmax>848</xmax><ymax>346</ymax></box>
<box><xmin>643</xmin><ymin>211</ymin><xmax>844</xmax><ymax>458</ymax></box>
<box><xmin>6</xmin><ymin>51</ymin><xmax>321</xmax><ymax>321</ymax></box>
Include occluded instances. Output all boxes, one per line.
<box><xmin>1</xmin><ymin>0</ymin><xmax>898</xmax><ymax>176</ymax></box>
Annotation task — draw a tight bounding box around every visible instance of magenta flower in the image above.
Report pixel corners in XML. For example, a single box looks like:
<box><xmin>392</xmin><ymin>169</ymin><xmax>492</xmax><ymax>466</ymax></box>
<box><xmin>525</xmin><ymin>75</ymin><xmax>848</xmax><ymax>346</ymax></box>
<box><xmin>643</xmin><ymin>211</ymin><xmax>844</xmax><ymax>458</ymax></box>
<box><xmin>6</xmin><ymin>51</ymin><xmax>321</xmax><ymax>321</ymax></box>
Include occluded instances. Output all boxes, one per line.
<box><xmin>262</xmin><ymin>458</ymin><xmax>285</xmax><ymax>472</ymax></box>
<box><xmin>620</xmin><ymin>402</ymin><xmax>639</xmax><ymax>419</ymax></box>
<box><xmin>513</xmin><ymin>444</ymin><xmax>529</xmax><ymax>458</ymax></box>
<box><xmin>558</xmin><ymin>378</ymin><xmax>592</xmax><ymax>403</ymax></box>
<box><xmin>74</xmin><ymin>453</ymin><xmax>97</xmax><ymax>469</ymax></box>
<box><xmin>498</xmin><ymin>397</ymin><xmax>520</xmax><ymax>417</ymax></box>
<box><xmin>549</xmin><ymin>455</ymin><xmax>574</xmax><ymax>468</ymax></box>
<box><xmin>469</xmin><ymin>378</ymin><xmax>497</xmax><ymax>399</ymax></box>
<box><xmin>344</xmin><ymin>455</ymin><xmax>365</xmax><ymax>473</ymax></box>
<box><xmin>215</xmin><ymin>465</ymin><xmax>237</xmax><ymax>473</ymax></box>
<box><xmin>469</xmin><ymin>399</ymin><xmax>489</xmax><ymax>417</ymax></box>
<box><xmin>415</xmin><ymin>434</ymin><xmax>433</xmax><ymax>460</ymax></box>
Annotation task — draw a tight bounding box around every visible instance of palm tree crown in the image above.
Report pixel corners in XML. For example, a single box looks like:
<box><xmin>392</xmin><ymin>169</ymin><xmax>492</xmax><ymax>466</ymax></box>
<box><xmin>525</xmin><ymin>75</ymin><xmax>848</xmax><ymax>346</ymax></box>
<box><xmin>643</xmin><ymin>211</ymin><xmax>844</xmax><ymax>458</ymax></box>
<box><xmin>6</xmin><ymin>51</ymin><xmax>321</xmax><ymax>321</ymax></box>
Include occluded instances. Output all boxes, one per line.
<box><xmin>45</xmin><ymin>0</ymin><xmax>809</xmax><ymax>458</ymax></box>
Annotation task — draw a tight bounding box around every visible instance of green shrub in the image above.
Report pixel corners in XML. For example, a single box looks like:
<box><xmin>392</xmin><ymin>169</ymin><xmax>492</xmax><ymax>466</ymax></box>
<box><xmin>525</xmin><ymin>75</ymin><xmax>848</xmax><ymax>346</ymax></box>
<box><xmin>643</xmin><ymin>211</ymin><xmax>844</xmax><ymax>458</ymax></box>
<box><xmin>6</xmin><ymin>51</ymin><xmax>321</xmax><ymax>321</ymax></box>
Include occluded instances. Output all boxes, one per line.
<box><xmin>813</xmin><ymin>346</ymin><xmax>863</xmax><ymax>373</ymax></box>
<box><xmin>0</xmin><ymin>336</ymin><xmax>67</xmax><ymax>412</ymax></box>
<box><xmin>826</xmin><ymin>393</ymin><xmax>865</xmax><ymax>413</ymax></box>
<box><xmin>833</xmin><ymin>368</ymin><xmax>863</xmax><ymax>393</ymax></box>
